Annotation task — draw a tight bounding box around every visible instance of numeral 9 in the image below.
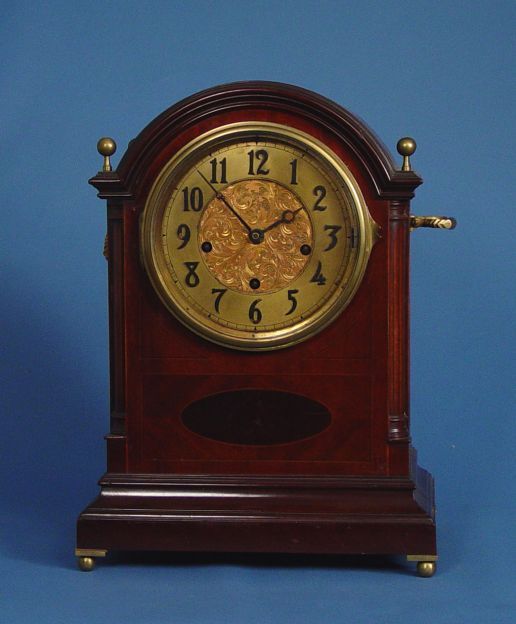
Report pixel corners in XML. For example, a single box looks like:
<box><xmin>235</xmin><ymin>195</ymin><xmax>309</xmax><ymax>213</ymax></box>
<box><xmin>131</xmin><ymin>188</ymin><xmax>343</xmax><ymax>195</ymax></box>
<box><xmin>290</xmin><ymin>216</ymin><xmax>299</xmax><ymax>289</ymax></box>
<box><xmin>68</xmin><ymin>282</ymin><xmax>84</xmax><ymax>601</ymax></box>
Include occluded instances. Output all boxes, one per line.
<box><xmin>176</xmin><ymin>224</ymin><xmax>190</xmax><ymax>249</ymax></box>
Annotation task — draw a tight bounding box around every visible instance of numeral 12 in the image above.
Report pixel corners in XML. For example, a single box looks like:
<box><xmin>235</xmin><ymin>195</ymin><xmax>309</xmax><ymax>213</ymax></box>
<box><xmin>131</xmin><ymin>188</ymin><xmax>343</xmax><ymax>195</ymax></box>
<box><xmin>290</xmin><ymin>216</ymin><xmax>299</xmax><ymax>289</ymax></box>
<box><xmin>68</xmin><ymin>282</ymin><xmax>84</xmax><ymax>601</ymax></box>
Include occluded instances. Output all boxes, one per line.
<box><xmin>248</xmin><ymin>150</ymin><xmax>269</xmax><ymax>175</ymax></box>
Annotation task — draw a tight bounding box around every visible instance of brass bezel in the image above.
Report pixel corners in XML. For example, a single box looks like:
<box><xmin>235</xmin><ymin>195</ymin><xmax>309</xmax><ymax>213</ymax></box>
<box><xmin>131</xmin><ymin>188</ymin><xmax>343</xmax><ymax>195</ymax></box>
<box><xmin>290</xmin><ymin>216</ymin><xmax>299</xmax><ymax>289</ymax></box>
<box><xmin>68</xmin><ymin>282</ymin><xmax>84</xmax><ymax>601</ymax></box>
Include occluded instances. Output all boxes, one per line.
<box><xmin>140</xmin><ymin>122</ymin><xmax>376</xmax><ymax>351</ymax></box>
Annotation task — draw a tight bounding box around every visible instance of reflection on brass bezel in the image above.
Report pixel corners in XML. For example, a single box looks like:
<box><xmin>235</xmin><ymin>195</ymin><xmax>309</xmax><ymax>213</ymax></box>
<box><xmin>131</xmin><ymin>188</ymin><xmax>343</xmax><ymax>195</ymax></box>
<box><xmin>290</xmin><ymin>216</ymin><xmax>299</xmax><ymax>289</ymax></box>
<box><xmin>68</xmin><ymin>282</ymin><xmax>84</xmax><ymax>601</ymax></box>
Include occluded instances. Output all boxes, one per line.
<box><xmin>141</xmin><ymin>122</ymin><xmax>376</xmax><ymax>351</ymax></box>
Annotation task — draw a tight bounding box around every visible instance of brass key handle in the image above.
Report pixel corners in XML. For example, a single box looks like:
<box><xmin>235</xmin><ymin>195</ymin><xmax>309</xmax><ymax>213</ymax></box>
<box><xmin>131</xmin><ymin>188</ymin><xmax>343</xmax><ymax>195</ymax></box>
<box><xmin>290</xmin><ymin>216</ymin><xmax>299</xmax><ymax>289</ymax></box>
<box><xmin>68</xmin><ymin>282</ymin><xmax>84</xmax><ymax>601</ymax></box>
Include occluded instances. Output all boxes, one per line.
<box><xmin>410</xmin><ymin>216</ymin><xmax>457</xmax><ymax>230</ymax></box>
<box><xmin>396</xmin><ymin>138</ymin><xmax>457</xmax><ymax>232</ymax></box>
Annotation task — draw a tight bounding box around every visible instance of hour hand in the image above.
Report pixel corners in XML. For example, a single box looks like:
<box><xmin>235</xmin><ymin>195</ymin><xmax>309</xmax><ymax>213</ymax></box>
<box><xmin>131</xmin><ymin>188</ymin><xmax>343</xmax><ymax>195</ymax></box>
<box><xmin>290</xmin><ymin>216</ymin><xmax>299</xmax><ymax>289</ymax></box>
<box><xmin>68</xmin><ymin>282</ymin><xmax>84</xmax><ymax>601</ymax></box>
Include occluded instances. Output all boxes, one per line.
<box><xmin>197</xmin><ymin>169</ymin><xmax>252</xmax><ymax>233</ymax></box>
<box><xmin>262</xmin><ymin>207</ymin><xmax>303</xmax><ymax>234</ymax></box>
<box><xmin>245</xmin><ymin>207</ymin><xmax>303</xmax><ymax>246</ymax></box>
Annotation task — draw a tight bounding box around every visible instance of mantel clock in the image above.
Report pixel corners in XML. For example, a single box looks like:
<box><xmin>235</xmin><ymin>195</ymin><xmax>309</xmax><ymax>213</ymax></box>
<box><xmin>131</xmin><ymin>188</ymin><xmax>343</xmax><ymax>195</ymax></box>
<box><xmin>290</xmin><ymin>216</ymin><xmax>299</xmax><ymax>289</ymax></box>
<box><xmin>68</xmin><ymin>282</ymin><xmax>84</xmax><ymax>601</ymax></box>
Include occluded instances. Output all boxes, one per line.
<box><xmin>76</xmin><ymin>82</ymin><xmax>456</xmax><ymax>576</ymax></box>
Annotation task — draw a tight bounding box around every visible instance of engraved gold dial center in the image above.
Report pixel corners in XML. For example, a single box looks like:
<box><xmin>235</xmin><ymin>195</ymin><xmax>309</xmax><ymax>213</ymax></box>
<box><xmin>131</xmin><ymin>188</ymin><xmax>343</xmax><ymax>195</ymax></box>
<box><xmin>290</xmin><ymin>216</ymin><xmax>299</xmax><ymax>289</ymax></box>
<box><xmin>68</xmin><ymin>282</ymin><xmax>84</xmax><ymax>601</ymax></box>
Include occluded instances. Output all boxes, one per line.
<box><xmin>199</xmin><ymin>179</ymin><xmax>313</xmax><ymax>294</ymax></box>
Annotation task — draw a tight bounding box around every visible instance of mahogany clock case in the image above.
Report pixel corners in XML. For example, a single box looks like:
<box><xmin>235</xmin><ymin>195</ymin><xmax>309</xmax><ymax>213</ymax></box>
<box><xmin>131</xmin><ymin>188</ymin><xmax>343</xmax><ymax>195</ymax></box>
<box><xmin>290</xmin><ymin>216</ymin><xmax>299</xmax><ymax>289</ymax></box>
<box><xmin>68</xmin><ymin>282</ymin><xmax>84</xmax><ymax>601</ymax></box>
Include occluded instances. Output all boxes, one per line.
<box><xmin>77</xmin><ymin>82</ymin><xmax>437</xmax><ymax>566</ymax></box>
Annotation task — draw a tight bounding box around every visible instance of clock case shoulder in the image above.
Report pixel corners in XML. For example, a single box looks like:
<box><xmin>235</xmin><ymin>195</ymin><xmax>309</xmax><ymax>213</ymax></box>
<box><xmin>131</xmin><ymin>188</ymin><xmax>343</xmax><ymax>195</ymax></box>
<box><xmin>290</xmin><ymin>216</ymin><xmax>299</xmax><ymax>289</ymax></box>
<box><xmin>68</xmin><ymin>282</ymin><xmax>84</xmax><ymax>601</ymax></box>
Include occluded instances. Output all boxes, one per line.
<box><xmin>89</xmin><ymin>81</ymin><xmax>421</xmax><ymax>200</ymax></box>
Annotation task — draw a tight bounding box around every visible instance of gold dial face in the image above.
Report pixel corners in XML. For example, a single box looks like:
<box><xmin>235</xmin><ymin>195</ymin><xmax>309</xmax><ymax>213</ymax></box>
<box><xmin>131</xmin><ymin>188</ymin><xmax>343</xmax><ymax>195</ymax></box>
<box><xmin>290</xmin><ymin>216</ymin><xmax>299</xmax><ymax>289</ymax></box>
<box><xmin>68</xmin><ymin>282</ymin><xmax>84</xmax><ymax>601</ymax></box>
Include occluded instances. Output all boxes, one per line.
<box><xmin>141</xmin><ymin>122</ymin><xmax>377</xmax><ymax>351</ymax></box>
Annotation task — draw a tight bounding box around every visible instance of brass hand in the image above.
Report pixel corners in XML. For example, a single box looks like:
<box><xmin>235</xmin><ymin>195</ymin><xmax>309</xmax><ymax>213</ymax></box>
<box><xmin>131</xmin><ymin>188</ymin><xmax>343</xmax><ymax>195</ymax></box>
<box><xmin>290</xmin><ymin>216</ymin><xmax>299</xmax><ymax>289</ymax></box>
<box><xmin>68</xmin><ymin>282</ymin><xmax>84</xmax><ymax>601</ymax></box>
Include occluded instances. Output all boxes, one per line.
<box><xmin>197</xmin><ymin>169</ymin><xmax>252</xmax><ymax>233</ymax></box>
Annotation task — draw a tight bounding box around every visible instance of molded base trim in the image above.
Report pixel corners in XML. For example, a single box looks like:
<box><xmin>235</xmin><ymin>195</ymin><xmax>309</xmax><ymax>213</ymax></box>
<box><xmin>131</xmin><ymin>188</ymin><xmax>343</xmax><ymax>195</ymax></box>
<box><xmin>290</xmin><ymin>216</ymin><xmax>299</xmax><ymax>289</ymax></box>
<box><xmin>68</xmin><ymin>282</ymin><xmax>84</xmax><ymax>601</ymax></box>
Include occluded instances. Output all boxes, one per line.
<box><xmin>77</xmin><ymin>466</ymin><xmax>436</xmax><ymax>557</ymax></box>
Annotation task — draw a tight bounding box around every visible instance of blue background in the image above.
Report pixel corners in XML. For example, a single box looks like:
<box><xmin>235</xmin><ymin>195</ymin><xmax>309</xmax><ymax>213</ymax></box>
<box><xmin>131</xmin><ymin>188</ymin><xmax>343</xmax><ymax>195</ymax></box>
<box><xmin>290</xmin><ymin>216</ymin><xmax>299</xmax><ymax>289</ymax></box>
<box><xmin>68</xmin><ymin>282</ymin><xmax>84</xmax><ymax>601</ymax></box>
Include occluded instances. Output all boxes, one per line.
<box><xmin>2</xmin><ymin>1</ymin><xmax>515</xmax><ymax>622</ymax></box>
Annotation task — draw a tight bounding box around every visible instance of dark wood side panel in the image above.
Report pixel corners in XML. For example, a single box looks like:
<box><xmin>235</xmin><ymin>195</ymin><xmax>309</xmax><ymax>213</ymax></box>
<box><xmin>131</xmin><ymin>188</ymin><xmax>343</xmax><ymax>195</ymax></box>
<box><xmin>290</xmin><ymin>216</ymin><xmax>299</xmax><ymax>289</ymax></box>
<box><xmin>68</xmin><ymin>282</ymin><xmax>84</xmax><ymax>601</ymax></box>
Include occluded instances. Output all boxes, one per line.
<box><xmin>105</xmin><ymin>434</ymin><xmax>126</xmax><ymax>472</ymax></box>
<box><xmin>107</xmin><ymin>203</ymin><xmax>126</xmax><ymax>438</ymax></box>
<box><xmin>387</xmin><ymin>200</ymin><xmax>411</xmax><ymax>474</ymax></box>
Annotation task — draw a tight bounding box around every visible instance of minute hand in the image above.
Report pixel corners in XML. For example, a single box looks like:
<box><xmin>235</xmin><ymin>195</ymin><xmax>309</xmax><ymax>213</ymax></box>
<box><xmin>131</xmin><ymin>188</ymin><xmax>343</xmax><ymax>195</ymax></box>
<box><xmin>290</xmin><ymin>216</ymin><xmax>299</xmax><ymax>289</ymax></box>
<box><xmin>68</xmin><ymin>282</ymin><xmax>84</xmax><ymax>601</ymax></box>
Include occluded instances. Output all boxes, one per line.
<box><xmin>262</xmin><ymin>207</ymin><xmax>303</xmax><ymax>233</ymax></box>
<box><xmin>197</xmin><ymin>169</ymin><xmax>252</xmax><ymax>233</ymax></box>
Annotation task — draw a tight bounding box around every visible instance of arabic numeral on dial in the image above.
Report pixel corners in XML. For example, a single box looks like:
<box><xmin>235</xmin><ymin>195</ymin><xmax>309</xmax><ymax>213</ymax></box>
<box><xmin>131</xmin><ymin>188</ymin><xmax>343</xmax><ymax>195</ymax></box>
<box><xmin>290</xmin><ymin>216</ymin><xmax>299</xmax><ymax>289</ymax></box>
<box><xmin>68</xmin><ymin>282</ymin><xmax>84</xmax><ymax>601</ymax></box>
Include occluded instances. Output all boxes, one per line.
<box><xmin>247</xmin><ymin>149</ymin><xmax>269</xmax><ymax>175</ymax></box>
<box><xmin>286</xmin><ymin>289</ymin><xmax>299</xmax><ymax>315</ymax></box>
<box><xmin>310</xmin><ymin>261</ymin><xmax>327</xmax><ymax>286</ymax></box>
<box><xmin>184</xmin><ymin>262</ymin><xmax>200</xmax><ymax>287</ymax></box>
<box><xmin>211</xmin><ymin>288</ymin><xmax>227</xmax><ymax>313</ymax></box>
<box><xmin>323</xmin><ymin>225</ymin><xmax>342</xmax><ymax>251</ymax></box>
<box><xmin>249</xmin><ymin>299</ymin><xmax>262</xmax><ymax>324</ymax></box>
<box><xmin>176</xmin><ymin>224</ymin><xmax>190</xmax><ymax>249</ymax></box>
<box><xmin>209</xmin><ymin>157</ymin><xmax>227</xmax><ymax>184</ymax></box>
<box><xmin>289</xmin><ymin>159</ymin><xmax>298</xmax><ymax>184</ymax></box>
<box><xmin>182</xmin><ymin>186</ymin><xmax>203</xmax><ymax>212</ymax></box>
<box><xmin>312</xmin><ymin>185</ymin><xmax>327</xmax><ymax>211</ymax></box>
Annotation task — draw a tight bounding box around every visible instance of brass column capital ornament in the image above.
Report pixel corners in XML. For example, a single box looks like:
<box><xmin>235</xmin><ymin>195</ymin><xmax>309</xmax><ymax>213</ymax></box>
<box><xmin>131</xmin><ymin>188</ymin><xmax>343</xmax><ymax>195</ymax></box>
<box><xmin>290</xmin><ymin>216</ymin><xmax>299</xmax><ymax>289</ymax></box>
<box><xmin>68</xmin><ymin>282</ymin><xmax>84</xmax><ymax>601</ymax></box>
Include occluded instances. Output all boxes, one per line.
<box><xmin>78</xmin><ymin>82</ymin><xmax>456</xmax><ymax>576</ymax></box>
<box><xmin>397</xmin><ymin>136</ymin><xmax>417</xmax><ymax>172</ymax></box>
<box><xmin>97</xmin><ymin>137</ymin><xmax>116</xmax><ymax>172</ymax></box>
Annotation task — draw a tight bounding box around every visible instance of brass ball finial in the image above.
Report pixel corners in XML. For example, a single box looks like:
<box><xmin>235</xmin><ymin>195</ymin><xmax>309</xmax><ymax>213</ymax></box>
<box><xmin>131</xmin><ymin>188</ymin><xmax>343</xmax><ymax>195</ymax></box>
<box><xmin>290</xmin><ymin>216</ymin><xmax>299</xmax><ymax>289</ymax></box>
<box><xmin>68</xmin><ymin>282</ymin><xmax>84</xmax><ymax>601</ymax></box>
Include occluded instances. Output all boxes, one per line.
<box><xmin>97</xmin><ymin>137</ymin><xmax>117</xmax><ymax>172</ymax></box>
<box><xmin>397</xmin><ymin>137</ymin><xmax>417</xmax><ymax>172</ymax></box>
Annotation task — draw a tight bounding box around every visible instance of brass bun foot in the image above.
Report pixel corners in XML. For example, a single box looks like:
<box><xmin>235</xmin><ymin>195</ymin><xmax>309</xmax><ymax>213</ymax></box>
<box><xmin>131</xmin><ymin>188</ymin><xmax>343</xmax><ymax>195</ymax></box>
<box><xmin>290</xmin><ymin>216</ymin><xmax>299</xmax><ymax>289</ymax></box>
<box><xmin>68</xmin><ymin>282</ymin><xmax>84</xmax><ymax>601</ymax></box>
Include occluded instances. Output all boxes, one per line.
<box><xmin>407</xmin><ymin>555</ymin><xmax>437</xmax><ymax>577</ymax></box>
<box><xmin>77</xmin><ymin>556</ymin><xmax>95</xmax><ymax>572</ymax></box>
<box><xmin>75</xmin><ymin>548</ymin><xmax>107</xmax><ymax>571</ymax></box>
<box><xmin>417</xmin><ymin>561</ymin><xmax>436</xmax><ymax>577</ymax></box>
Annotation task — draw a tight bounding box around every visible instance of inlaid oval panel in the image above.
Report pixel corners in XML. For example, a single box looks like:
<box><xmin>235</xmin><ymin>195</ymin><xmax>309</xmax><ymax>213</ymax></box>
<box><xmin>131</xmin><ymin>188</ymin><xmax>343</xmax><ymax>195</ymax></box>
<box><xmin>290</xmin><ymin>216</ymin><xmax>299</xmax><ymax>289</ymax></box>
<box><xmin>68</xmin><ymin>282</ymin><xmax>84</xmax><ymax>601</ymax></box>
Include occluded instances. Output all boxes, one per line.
<box><xmin>181</xmin><ymin>389</ymin><xmax>331</xmax><ymax>446</ymax></box>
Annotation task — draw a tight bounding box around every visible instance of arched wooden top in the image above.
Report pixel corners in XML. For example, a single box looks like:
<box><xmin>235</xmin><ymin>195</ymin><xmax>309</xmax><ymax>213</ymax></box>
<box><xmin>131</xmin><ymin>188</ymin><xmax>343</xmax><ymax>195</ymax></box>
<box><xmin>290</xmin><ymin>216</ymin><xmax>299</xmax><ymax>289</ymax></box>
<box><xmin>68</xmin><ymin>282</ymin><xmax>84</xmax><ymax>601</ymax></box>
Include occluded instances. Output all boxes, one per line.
<box><xmin>90</xmin><ymin>81</ymin><xmax>422</xmax><ymax>200</ymax></box>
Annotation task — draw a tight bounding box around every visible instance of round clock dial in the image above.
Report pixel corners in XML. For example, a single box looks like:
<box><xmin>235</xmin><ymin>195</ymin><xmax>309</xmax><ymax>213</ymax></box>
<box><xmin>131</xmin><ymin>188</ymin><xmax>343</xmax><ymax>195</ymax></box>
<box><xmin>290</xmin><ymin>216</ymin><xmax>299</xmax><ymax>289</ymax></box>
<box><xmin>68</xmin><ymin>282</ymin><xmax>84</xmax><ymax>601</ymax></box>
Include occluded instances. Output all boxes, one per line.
<box><xmin>141</xmin><ymin>122</ymin><xmax>377</xmax><ymax>350</ymax></box>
